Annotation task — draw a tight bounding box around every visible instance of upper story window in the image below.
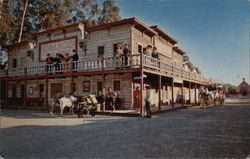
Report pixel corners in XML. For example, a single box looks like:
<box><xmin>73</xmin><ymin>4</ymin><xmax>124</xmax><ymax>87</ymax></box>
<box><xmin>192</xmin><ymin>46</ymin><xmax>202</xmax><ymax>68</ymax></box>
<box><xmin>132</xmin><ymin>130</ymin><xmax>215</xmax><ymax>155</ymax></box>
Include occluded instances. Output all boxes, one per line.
<box><xmin>12</xmin><ymin>59</ymin><xmax>17</xmax><ymax>68</ymax></box>
<box><xmin>98</xmin><ymin>46</ymin><xmax>104</xmax><ymax>58</ymax></box>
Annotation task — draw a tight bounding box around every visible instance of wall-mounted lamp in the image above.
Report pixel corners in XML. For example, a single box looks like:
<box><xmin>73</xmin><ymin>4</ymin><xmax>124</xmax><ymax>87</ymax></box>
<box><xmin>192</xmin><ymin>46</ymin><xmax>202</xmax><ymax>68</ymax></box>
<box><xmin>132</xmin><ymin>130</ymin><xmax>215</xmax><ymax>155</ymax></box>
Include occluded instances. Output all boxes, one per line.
<box><xmin>79</xmin><ymin>40</ymin><xmax>85</xmax><ymax>48</ymax></box>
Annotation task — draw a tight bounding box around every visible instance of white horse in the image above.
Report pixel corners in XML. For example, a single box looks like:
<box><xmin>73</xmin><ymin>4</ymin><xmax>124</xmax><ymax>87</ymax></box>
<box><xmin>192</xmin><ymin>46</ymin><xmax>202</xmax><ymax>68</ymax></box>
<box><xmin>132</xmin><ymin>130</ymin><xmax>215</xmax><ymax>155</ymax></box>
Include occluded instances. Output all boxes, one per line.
<box><xmin>49</xmin><ymin>95</ymin><xmax>77</xmax><ymax>116</ymax></box>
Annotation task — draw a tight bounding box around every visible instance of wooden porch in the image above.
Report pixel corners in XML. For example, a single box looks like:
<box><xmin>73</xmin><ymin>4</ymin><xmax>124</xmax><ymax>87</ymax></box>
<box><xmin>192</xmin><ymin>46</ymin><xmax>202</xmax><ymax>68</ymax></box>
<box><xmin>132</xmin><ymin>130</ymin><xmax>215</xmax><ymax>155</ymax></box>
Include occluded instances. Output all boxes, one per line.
<box><xmin>1</xmin><ymin>54</ymin><xmax>208</xmax><ymax>115</ymax></box>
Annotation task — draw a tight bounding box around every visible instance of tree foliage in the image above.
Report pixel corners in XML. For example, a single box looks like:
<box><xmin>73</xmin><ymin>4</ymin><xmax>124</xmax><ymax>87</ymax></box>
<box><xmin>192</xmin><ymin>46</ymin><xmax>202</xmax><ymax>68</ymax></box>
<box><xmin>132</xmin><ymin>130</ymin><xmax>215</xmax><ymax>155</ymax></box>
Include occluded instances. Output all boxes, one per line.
<box><xmin>0</xmin><ymin>0</ymin><xmax>14</xmax><ymax>44</ymax></box>
<box><xmin>0</xmin><ymin>0</ymin><xmax>122</xmax><ymax>43</ymax></box>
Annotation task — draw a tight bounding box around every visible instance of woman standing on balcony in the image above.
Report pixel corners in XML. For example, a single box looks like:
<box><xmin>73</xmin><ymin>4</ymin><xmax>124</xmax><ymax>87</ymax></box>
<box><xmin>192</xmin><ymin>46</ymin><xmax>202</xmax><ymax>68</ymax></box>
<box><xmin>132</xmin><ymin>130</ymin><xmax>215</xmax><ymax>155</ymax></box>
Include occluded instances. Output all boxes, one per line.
<box><xmin>115</xmin><ymin>44</ymin><xmax>122</xmax><ymax>68</ymax></box>
<box><xmin>143</xmin><ymin>45</ymin><xmax>153</xmax><ymax>56</ymax></box>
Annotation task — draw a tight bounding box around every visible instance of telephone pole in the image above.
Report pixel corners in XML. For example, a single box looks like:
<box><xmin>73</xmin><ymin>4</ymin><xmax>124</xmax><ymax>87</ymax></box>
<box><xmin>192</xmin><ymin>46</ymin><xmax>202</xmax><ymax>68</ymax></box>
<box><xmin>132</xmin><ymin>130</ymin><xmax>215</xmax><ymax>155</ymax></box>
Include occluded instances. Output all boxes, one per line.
<box><xmin>18</xmin><ymin>0</ymin><xmax>29</xmax><ymax>43</ymax></box>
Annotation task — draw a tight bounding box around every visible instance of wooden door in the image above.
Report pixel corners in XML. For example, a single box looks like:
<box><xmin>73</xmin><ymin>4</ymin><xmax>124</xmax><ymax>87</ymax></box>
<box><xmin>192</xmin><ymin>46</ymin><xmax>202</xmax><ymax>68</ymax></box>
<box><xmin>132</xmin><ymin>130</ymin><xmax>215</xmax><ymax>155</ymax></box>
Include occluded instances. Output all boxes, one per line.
<box><xmin>97</xmin><ymin>81</ymin><xmax>102</xmax><ymax>96</ymax></box>
<box><xmin>50</xmin><ymin>83</ymin><xmax>62</xmax><ymax>97</ymax></box>
<box><xmin>12</xmin><ymin>85</ymin><xmax>16</xmax><ymax>98</ymax></box>
<box><xmin>21</xmin><ymin>85</ymin><xmax>25</xmax><ymax>98</ymax></box>
<box><xmin>39</xmin><ymin>84</ymin><xmax>44</xmax><ymax>98</ymax></box>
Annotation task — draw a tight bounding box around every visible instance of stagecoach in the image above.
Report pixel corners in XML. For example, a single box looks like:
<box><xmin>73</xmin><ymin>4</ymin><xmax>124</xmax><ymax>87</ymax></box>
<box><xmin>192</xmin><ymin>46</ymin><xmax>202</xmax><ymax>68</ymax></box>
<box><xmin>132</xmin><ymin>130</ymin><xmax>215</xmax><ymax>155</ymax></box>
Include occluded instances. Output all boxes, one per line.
<box><xmin>77</xmin><ymin>94</ymin><xmax>98</xmax><ymax>118</ymax></box>
<box><xmin>199</xmin><ymin>84</ymin><xmax>225</xmax><ymax>108</ymax></box>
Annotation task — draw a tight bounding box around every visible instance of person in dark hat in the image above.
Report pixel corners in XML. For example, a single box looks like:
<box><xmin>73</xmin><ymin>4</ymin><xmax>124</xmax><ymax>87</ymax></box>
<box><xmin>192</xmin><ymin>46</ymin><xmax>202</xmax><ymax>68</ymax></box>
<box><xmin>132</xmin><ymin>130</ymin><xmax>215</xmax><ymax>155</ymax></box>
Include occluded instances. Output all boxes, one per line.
<box><xmin>53</xmin><ymin>53</ymin><xmax>61</xmax><ymax>72</ymax></box>
<box><xmin>46</xmin><ymin>53</ymin><xmax>54</xmax><ymax>72</ymax></box>
<box><xmin>71</xmin><ymin>49</ymin><xmax>79</xmax><ymax>70</ymax></box>
<box><xmin>122</xmin><ymin>42</ymin><xmax>130</xmax><ymax>67</ymax></box>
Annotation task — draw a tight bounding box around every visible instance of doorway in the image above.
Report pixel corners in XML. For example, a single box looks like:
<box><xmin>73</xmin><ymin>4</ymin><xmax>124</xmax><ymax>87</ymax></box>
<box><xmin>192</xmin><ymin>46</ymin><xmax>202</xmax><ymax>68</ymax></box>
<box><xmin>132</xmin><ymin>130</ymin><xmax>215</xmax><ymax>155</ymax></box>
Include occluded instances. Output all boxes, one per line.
<box><xmin>97</xmin><ymin>81</ymin><xmax>102</xmax><ymax>96</ymax></box>
<box><xmin>50</xmin><ymin>83</ymin><xmax>62</xmax><ymax>97</ymax></box>
<box><xmin>242</xmin><ymin>91</ymin><xmax>247</xmax><ymax>96</ymax></box>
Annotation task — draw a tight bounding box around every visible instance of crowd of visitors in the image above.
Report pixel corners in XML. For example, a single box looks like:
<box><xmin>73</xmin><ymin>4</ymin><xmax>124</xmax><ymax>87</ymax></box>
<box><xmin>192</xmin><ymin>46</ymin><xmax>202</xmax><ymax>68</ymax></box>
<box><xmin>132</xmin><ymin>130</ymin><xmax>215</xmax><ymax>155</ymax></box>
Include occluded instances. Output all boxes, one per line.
<box><xmin>46</xmin><ymin>49</ymin><xmax>78</xmax><ymax>72</ymax></box>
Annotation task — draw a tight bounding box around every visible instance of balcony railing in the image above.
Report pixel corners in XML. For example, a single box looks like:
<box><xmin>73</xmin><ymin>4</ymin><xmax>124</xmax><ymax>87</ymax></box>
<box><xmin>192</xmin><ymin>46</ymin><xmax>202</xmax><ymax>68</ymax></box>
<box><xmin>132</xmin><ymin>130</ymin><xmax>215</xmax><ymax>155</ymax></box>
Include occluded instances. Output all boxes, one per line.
<box><xmin>0</xmin><ymin>54</ymin><xmax>208</xmax><ymax>83</ymax></box>
<box><xmin>142</xmin><ymin>55</ymin><xmax>208</xmax><ymax>83</ymax></box>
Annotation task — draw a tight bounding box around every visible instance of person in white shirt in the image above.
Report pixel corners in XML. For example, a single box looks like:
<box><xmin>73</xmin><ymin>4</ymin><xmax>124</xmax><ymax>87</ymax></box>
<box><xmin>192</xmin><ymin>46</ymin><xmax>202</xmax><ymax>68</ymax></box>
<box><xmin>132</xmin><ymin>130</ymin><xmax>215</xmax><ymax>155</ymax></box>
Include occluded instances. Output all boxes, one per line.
<box><xmin>145</xmin><ymin>86</ymin><xmax>152</xmax><ymax>118</ymax></box>
<box><xmin>143</xmin><ymin>45</ymin><xmax>153</xmax><ymax>56</ymax></box>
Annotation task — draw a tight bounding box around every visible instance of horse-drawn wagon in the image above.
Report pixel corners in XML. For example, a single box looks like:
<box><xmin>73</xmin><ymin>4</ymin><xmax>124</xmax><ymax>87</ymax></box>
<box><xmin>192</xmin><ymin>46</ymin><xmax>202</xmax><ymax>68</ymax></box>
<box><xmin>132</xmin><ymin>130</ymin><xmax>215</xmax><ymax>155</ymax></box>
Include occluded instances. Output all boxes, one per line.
<box><xmin>77</xmin><ymin>94</ymin><xmax>98</xmax><ymax>118</ymax></box>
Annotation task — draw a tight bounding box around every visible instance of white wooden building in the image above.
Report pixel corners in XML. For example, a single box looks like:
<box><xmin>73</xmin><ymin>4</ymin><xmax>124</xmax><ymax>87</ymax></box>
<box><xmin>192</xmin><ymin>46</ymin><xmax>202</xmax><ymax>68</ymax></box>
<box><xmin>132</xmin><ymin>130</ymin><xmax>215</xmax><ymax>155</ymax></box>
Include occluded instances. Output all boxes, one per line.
<box><xmin>1</xmin><ymin>17</ymin><xmax>208</xmax><ymax>112</ymax></box>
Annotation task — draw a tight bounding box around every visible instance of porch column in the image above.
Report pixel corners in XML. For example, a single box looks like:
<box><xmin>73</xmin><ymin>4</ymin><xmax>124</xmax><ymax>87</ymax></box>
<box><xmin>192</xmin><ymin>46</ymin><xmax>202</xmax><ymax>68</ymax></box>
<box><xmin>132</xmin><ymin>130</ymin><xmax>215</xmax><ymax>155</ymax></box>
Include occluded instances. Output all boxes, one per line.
<box><xmin>102</xmin><ymin>56</ymin><xmax>106</xmax><ymax>112</ymax></box>
<box><xmin>140</xmin><ymin>71</ymin><xmax>144</xmax><ymax>116</ymax></box>
<box><xmin>24</xmin><ymin>79</ymin><xmax>27</xmax><ymax>107</ymax></box>
<box><xmin>171</xmin><ymin>78</ymin><xmax>174</xmax><ymax>108</ymax></box>
<box><xmin>140</xmin><ymin>52</ymin><xmax>144</xmax><ymax>116</ymax></box>
<box><xmin>45</xmin><ymin>78</ymin><xmax>48</xmax><ymax>108</ymax></box>
<box><xmin>158</xmin><ymin>75</ymin><xmax>161</xmax><ymax>110</ymax></box>
<box><xmin>5</xmin><ymin>79</ymin><xmax>8</xmax><ymax>107</ymax></box>
<box><xmin>102</xmin><ymin>74</ymin><xmax>106</xmax><ymax>112</ymax></box>
<box><xmin>70</xmin><ymin>76</ymin><xmax>74</xmax><ymax>93</ymax></box>
<box><xmin>195</xmin><ymin>83</ymin><xmax>197</xmax><ymax>104</ymax></box>
<box><xmin>189</xmin><ymin>82</ymin><xmax>191</xmax><ymax>104</ymax></box>
<box><xmin>181</xmin><ymin>82</ymin><xmax>184</xmax><ymax>107</ymax></box>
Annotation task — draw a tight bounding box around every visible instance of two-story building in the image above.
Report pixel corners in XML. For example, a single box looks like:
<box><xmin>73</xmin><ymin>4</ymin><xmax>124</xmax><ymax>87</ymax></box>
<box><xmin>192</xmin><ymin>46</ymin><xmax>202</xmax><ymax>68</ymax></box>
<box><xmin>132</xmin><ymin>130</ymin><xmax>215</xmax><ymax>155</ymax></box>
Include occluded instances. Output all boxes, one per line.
<box><xmin>0</xmin><ymin>17</ymin><xmax>208</xmax><ymax>113</ymax></box>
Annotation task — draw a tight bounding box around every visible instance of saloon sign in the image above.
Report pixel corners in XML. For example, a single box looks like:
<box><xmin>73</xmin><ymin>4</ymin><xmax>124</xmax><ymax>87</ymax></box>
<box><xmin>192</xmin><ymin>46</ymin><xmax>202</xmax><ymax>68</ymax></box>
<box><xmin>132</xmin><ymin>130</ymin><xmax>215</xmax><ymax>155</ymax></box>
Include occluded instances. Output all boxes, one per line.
<box><xmin>39</xmin><ymin>36</ymin><xmax>77</xmax><ymax>61</ymax></box>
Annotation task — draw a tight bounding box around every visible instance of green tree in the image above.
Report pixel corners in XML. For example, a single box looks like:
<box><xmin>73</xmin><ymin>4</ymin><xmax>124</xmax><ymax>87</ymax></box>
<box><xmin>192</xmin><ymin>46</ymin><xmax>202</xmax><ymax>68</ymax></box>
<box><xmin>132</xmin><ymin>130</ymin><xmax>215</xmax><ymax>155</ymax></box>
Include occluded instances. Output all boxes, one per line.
<box><xmin>0</xmin><ymin>0</ymin><xmax>14</xmax><ymax>44</ymax></box>
<box><xmin>2</xmin><ymin>0</ymin><xmax>123</xmax><ymax>43</ymax></box>
<box><xmin>72</xmin><ymin>0</ymin><xmax>100</xmax><ymax>27</ymax></box>
<box><xmin>8</xmin><ymin>0</ymin><xmax>74</xmax><ymax>42</ymax></box>
<box><xmin>223</xmin><ymin>83</ymin><xmax>237</xmax><ymax>94</ymax></box>
<box><xmin>100</xmin><ymin>0</ymin><xmax>121</xmax><ymax>24</ymax></box>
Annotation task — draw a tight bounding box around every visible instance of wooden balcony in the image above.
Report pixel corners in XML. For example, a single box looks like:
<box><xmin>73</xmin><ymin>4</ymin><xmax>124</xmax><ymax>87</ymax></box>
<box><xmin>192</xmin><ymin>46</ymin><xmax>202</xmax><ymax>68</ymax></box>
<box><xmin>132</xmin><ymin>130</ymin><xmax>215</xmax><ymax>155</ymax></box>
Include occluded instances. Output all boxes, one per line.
<box><xmin>0</xmin><ymin>54</ymin><xmax>208</xmax><ymax>84</ymax></box>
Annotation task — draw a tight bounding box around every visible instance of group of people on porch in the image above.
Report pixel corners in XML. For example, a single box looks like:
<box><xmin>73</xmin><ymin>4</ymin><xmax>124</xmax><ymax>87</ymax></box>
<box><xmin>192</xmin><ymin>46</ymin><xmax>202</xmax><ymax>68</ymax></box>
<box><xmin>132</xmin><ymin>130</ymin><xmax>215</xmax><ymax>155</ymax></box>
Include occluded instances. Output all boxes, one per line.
<box><xmin>46</xmin><ymin>49</ymin><xmax>78</xmax><ymax>72</ymax></box>
<box><xmin>143</xmin><ymin>45</ymin><xmax>160</xmax><ymax>60</ymax></box>
<box><xmin>114</xmin><ymin>43</ymin><xmax>160</xmax><ymax>68</ymax></box>
<box><xmin>114</xmin><ymin>42</ymin><xmax>131</xmax><ymax>67</ymax></box>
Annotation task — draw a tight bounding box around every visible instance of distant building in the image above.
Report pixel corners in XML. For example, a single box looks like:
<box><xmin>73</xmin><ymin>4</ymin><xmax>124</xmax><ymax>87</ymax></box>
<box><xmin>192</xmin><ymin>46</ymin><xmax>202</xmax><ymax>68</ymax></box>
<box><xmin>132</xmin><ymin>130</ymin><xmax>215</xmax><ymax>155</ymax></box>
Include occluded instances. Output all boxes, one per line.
<box><xmin>237</xmin><ymin>78</ymin><xmax>250</xmax><ymax>96</ymax></box>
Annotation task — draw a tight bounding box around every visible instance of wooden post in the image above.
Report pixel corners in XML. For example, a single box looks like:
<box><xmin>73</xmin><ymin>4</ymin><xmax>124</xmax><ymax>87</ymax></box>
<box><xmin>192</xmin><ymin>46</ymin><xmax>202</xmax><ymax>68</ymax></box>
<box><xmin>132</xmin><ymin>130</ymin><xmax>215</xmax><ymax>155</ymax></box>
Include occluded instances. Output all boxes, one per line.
<box><xmin>195</xmin><ymin>83</ymin><xmax>197</xmax><ymax>104</ymax></box>
<box><xmin>181</xmin><ymin>82</ymin><xmax>184</xmax><ymax>107</ymax></box>
<box><xmin>131</xmin><ymin>74</ymin><xmax>134</xmax><ymax>111</ymax></box>
<box><xmin>5</xmin><ymin>79</ymin><xmax>8</xmax><ymax>107</ymax></box>
<box><xmin>70</xmin><ymin>76</ymin><xmax>74</xmax><ymax>93</ymax></box>
<box><xmin>171</xmin><ymin>78</ymin><xmax>174</xmax><ymax>108</ymax></box>
<box><xmin>45</xmin><ymin>78</ymin><xmax>48</xmax><ymax>108</ymax></box>
<box><xmin>189</xmin><ymin>82</ymin><xmax>191</xmax><ymax>104</ymax></box>
<box><xmin>102</xmin><ymin>74</ymin><xmax>106</xmax><ymax>112</ymax></box>
<box><xmin>24</xmin><ymin>79</ymin><xmax>27</xmax><ymax>107</ymax></box>
<box><xmin>158</xmin><ymin>75</ymin><xmax>161</xmax><ymax>110</ymax></box>
<box><xmin>102</xmin><ymin>57</ymin><xmax>106</xmax><ymax>112</ymax></box>
<box><xmin>140</xmin><ymin>53</ymin><xmax>144</xmax><ymax>116</ymax></box>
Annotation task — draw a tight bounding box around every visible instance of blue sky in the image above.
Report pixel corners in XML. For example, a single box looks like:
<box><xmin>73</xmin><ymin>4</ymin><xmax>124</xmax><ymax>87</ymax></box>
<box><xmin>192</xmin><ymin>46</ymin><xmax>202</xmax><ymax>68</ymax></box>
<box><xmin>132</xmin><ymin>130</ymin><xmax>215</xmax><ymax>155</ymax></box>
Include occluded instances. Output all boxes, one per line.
<box><xmin>115</xmin><ymin>0</ymin><xmax>249</xmax><ymax>85</ymax></box>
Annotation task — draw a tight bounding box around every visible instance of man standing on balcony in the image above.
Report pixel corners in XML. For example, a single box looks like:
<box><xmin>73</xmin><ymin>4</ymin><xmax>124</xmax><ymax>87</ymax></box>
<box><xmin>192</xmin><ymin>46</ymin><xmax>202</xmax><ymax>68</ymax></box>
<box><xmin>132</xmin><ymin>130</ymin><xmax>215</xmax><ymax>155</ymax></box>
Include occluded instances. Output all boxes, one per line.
<box><xmin>46</xmin><ymin>54</ymin><xmax>54</xmax><ymax>72</ymax></box>
<box><xmin>53</xmin><ymin>54</ymin><xmax>61</xmax><ymax>72</ymax></box>
<box><xmin>71</xmin><ymin>49</ymin><xmax>79</xmax><ymax>70</ymax></box>
<box><xmin>122</xmin><ymin>42</ymin><xmax>130</xmax><ymax>67</ymax></box>
<box><xmin>152</xmin><ymin>47</ymin><xmax>160</xmax><ymax>60</ymax></box>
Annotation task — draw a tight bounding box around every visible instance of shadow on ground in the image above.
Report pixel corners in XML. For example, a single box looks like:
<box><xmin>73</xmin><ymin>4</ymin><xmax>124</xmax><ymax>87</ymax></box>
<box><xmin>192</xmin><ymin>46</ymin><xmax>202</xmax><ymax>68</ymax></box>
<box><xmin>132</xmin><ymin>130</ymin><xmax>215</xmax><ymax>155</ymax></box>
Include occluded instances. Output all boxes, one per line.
<box><xmin>1</xmin><ymin>105</ymin><xmax>250</xmax><ymax>159</ymax></box>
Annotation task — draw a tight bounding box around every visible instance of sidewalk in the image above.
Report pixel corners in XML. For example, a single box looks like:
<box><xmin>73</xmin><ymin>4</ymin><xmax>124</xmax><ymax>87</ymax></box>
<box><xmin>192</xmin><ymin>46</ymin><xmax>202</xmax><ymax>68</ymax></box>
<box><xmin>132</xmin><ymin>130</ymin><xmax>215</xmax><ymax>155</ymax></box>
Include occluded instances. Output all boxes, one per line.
<box><xmin>96</xmin><ymin>104</ymin><xmax>187</xmax><ymax>117</ymax></box>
